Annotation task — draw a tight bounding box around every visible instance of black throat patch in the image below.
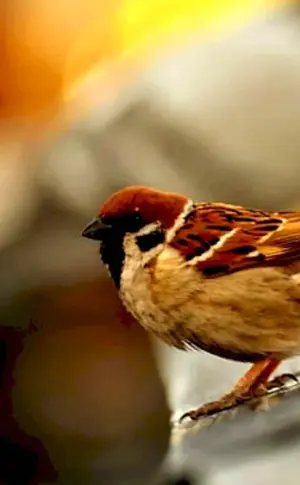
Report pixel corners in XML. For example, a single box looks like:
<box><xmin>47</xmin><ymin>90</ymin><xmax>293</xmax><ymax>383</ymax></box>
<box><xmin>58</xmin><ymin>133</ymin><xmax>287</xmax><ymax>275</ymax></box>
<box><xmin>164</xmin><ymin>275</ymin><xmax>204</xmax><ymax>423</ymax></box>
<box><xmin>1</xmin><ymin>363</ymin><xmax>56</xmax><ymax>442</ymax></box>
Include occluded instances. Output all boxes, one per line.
<box><xmin>98</xmin><ymin>211</ymin><xmax>146</xmax><ymax>288</ymax></box>
<box><xmin>99</xmin><ymin>232</ymin><xmax>125</xmax><ymax>289</ymax></box>
<box><xmin>99</xmin><ymin>224</ymin><xmax>165</xmax><ymax>288</ymax></box>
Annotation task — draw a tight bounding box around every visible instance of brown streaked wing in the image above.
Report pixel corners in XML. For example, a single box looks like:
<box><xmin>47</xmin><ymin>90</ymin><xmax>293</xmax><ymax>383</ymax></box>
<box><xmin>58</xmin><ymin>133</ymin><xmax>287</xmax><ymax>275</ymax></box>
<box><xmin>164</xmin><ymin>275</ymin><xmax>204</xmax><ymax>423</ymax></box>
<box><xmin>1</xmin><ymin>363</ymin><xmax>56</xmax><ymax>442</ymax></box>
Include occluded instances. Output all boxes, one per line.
<box><xmin>169</xmin><ymin>203</ymin><xmax>300</xmax><ymax>278</ymax></box>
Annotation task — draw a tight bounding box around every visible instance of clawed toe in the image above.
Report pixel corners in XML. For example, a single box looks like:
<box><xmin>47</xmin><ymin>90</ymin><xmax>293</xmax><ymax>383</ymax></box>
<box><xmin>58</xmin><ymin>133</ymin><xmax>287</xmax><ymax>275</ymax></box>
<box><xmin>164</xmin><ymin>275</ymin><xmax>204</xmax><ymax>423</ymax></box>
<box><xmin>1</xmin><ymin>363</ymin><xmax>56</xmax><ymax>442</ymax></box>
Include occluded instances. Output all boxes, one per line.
<box><xmin>266</xmin><ymin>372</ymin><xmax>299</xmax><ymax>391</ymax></box>
<box><xmin>179</xmin><ymin>410</ymin><xmax>200</xmax><ymax>423</ymax></box>
<box><xmin>179</xmin><ymin>391</ymin><xmax>253</xmax><ymax>423</ymax></box>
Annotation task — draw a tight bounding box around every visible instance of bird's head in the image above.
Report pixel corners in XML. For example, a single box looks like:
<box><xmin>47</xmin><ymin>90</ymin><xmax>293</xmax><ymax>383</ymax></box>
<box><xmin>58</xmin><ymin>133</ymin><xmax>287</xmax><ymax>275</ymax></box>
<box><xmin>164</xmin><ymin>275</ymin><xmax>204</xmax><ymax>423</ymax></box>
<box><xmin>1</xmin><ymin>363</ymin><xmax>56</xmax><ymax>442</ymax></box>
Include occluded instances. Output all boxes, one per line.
<box><xmin>82</xmin><ymin>185</ymin><xmax>189</xmax><ymax>286</ymax></box>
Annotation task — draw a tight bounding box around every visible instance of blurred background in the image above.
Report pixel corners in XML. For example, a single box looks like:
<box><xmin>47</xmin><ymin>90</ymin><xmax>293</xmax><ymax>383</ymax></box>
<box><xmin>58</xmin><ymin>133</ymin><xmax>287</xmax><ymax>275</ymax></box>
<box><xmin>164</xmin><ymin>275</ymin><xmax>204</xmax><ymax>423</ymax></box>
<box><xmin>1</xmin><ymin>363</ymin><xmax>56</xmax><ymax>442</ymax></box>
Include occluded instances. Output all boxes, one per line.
<box><xmin>1</xmin><ymin>0</ymin><xmax>300</xmax><ymax>484</ymax></box>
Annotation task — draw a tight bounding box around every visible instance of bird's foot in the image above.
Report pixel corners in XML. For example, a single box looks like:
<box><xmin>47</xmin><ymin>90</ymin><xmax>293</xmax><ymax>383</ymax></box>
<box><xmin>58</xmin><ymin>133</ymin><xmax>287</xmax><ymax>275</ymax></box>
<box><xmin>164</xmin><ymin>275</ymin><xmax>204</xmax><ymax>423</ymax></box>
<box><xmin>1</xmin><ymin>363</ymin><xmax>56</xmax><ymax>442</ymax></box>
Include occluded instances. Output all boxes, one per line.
<box><xmin>179</xmin><ymin>388</ymin><xmax>263</xmax><ymax>423</ymax></box>
<box><xmin>179</xmin><ymin>373</ymin><xmax>299</xmax><ymax>423</ymax></box>
<box><xmin>265</xmin><ymin>372</ymin><xmax>299</xmax><ymax>391</ymax></box>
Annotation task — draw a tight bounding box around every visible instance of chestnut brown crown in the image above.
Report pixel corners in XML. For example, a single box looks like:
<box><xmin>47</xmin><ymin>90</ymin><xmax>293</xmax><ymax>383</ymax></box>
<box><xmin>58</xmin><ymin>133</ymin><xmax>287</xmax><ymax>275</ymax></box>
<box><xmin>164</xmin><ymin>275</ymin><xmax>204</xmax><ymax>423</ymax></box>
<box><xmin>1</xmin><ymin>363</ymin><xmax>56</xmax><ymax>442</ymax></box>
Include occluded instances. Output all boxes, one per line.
<box><xmin>82</xmin><ymin>185</ymin><xmax>188</xmax><ymax>241</ymax></box>
<box><xmin>99</xmin><ymin>185</ymin><xmax>188</xmax><ymax>229</ymax></box>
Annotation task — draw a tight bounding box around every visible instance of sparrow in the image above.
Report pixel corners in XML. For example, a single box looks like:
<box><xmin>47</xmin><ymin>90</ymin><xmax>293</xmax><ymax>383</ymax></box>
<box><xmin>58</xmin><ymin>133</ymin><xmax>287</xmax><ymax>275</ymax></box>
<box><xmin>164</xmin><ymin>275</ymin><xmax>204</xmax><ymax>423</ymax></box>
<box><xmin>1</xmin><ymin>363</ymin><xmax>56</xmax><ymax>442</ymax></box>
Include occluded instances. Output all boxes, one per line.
<box><xmin>82</xmin><ymin>185</ymin><xmax>300</xmax><ymax>421</ymax></box>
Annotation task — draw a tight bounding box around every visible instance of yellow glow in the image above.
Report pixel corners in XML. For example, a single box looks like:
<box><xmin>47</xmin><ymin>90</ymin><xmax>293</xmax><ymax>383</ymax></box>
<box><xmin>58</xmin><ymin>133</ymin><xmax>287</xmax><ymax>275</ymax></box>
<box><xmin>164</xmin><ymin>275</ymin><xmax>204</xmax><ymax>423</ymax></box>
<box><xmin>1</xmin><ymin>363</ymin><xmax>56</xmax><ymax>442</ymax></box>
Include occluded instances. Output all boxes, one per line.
<box><xmin>64</xmin><ymin>0</ymin><xmax>290</xmax><ymax>108</ymax></box>
<box><xmin>1</xmin><ymin>0</ymin><xmax>293</xmax><ymax>122</ymax></box>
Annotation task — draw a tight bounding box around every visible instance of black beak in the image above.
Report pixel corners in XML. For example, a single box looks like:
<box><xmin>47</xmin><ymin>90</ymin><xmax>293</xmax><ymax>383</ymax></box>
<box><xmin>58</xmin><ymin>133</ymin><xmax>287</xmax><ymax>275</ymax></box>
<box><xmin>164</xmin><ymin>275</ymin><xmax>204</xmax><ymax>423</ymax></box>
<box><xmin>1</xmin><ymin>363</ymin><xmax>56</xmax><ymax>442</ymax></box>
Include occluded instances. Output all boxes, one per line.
<box><xmin>81</xmin><ymin>217</ymin><xmax>111</xmax><ymax>241</ymax></box>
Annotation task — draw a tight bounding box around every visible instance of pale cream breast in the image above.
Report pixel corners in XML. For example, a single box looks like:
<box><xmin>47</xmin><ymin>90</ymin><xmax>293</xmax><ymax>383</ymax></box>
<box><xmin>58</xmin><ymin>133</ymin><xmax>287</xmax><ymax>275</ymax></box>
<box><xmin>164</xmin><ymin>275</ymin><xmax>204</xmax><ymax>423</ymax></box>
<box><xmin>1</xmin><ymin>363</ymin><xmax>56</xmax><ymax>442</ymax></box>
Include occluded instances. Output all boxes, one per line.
<box><xmin>120</xmin><ymin>239</ymin><xmax>300</xmax><ymax>360</ymax></box>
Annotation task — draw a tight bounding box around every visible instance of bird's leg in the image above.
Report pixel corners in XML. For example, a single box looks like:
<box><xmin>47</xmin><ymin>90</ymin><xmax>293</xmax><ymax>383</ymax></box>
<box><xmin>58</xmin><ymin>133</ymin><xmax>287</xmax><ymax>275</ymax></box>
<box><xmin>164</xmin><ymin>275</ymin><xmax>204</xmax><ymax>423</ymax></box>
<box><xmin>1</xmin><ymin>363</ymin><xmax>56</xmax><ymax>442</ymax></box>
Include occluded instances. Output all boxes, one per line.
<box><xmin>248</xmin><ymin>359</ymin><xmax>298</xmax><ymax>392</ymax></box>
<box><xmin>180</xmin><ymin>358</ymin><xmax>281</xmax><ymax>422</ymax></box>
<box><xmin>247</xmin><ymin>358</ymin><xmax>281</xmax><ymax>393</ymax></box>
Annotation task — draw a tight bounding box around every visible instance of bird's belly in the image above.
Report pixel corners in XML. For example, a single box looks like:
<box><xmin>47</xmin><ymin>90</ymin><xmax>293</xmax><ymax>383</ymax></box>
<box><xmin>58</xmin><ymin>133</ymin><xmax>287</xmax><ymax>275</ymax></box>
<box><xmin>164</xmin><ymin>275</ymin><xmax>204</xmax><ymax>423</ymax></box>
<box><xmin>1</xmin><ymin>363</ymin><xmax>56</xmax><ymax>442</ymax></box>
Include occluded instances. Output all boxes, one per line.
<box><xmin>120</xmin><ymin>252</ymin><xmax>300</xmax><ymax>361</ymax></box>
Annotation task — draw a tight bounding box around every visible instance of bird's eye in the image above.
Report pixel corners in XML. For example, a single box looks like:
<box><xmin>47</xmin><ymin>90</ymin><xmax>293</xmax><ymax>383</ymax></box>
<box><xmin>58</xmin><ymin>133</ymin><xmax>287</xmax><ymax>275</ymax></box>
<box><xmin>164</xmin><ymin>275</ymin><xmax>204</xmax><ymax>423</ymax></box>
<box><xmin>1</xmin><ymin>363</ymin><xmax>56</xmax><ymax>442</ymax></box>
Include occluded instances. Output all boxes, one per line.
<box><xmin>101</xmin><ymin>211</ymin><xmax>144</xmax><ymax>233</ymax></box>
<box><xmin>121</xmin><ymin>211</ymin><xmax>144</xmax><ymax>232</ymax></box>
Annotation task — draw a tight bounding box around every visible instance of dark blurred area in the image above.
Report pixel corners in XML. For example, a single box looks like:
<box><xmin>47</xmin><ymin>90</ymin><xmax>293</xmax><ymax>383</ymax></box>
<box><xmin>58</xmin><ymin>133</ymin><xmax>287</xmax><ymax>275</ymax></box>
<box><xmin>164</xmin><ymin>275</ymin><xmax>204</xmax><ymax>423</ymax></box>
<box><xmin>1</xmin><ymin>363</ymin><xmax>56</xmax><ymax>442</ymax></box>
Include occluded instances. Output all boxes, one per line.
<box><xmin>1</xmin><ymin>1</ymin><xmax>300</xmax><ymax>485</ymax></box>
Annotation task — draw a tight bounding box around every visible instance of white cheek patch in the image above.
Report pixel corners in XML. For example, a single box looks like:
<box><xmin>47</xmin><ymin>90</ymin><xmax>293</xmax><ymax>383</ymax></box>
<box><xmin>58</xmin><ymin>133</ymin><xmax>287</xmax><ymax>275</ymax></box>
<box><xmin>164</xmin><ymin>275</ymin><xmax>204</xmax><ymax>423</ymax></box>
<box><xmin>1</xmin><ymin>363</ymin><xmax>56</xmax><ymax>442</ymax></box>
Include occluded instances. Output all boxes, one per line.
<box><xmin>136</xmin><ymin>222</ymin><xmax>161</xmax><ymax>236</ymax></box>
<box><xmin>123</xmin><ymin>223</ymin><xmax>164</xmax><ymax>265</ymax></box>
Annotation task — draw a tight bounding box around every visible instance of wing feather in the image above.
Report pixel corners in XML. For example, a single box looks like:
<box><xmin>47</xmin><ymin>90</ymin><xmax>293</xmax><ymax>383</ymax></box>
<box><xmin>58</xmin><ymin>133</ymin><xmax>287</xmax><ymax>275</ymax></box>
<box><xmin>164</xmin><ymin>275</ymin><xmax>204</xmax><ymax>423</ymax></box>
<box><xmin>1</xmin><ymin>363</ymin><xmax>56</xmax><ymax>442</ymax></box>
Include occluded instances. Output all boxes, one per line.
<box><xmin>169</xmin><ymin>203</ymin><xmax>300</xmax><ymax>277</ymax></box>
